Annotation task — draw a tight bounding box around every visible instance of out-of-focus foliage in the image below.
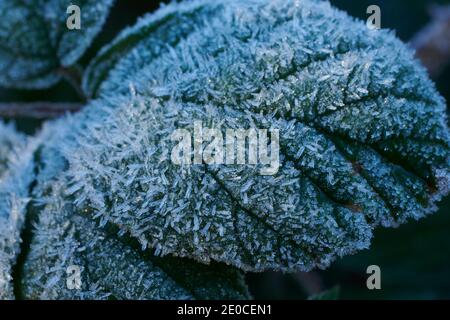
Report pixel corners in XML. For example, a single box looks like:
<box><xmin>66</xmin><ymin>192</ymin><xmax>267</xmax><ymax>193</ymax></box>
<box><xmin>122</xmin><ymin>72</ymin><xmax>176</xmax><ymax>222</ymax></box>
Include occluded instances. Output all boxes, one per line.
<box><xmin>308</xmin><ymin>286</ymin><xmax>340</xmax><ymax>300</ymax></box>
<box><xmin>324</xmin><ymin>200</ymin><xmax>450</xmax><ymax>299</ymax></box>
<box><xmin>0</xmin><ymin>0</ymin><xmax>114</xmax><ymax>89</ymax></box>
<box><xmin>0</xmin><ymin>122</ymin><xmax>41</xmax><ymax>299</ymax></box>
<box><xmin>0</xmin><ymin>122</ymin><xmax>25</xmax><ymax>175</ymax></box>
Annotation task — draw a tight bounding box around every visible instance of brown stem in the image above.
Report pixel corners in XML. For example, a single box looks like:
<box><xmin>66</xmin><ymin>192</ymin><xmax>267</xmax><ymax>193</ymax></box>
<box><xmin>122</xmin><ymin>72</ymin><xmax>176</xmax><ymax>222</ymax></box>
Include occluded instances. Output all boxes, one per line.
<box><xmin>411</xmin><ymin>4</ymin><xmax>450</xmax><ymax>77</ymax></box>
<box><xmin>0</xmin><ymin>102</ymin><xmax>82</xmax><ymax>119</ymax></box>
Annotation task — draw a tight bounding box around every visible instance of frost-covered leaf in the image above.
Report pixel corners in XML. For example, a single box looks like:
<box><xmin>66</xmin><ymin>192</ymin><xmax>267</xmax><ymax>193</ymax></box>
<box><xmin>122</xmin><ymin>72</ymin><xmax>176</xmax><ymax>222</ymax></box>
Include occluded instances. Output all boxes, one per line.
<box><xmin>57</xmin><ymin>0</ymin><xmax>450</xmax><ymax>273</ymax></box>
<box><xmin>0</xmin><ymin>121</ymin><xmax>79</xmax><ymax>300</ymax></box>
<box><xmin>3</xmin><ymin>0</ymin><xmax>449</xmax><ymax>289</ymax></box>
<box><xmin>21</xmin><ymin>180</ymin><xmax>250</xmax><ymax>300</ymax></box>
<box><xmin>0</xmin><ymin>124</ymin><xmax>249</xmax><ymax>300</ymax></box>
<box><xmin>0</xmin><ymin>0</ymin><xmax>113</xmax><ymax>89</ymax></box>
<box><xmin>83</xmin><ymin>0</ymin><xmax>224</xmax><ymax>98</ymax></box>
<box><xmin>0</xmin><ymin>122</ymin><xmax>25</xmax><ymax>176</ymax></box>
<box><xmin>0</xmin><ymin>124</ymin><xmax>39</xmax><ymax>299</ymax></box>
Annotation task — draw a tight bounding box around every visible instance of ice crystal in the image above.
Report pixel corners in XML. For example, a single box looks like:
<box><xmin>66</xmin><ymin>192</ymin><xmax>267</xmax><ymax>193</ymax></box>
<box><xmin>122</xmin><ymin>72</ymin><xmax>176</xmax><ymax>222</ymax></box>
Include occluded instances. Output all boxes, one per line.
<box><xmin>0</xmin><ymin>0</ymin><xmax>114</xmax><ymax>89</ymax></box>
<box><xmin>82</xmin><ymin>0</ymin><xmax>225</xmax><ymax>97</ymax></box>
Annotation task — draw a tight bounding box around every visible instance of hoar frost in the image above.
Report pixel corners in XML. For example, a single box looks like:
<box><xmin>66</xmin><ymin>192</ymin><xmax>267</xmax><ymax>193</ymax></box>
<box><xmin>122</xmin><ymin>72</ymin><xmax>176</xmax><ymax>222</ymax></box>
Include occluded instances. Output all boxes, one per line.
<box><xmin>0</xmin><ymin>0</ymin><xmax>449</xmax><ymax>299</ymax></box>
<box><xmin>0</xmin><ymin>0</ymin><xmax>114</xmax><ymax>89</ymax></box>
<box><xmin>74</xmin><ymin>0</ymin><xmax>450</xmax><ymax>272</ymax></box>
<box><xmin>170</xmin><ymin>121</ymin><xmax>280</xmax><ymax>175</ymax></box>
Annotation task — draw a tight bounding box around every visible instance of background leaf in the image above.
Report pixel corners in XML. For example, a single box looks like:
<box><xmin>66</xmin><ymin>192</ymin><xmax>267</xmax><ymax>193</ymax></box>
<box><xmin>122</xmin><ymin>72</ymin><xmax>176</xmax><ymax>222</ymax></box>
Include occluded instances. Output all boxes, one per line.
<box><xmin>0</xmin><ymin>122</ymin><xmax>25</xmax><ymax>176</ymax></box>
<box><xmin>308</xmin><ymin>286</ymin><xmax>340</xmax><ymax>300</ymax></box>
<box><xmin>0</xmin><ymin>124</ymin><xmax>40</xmax><ymax>299</ymax></box>
<box><xmin>0</xmin><ymin>0</ymin><xmax>114</xmax><ymax>89</ymax></box>
<box><xmin>82</xmin><ymin>0</ymin><xmax>224</xmax><ymax>98</ymax></box>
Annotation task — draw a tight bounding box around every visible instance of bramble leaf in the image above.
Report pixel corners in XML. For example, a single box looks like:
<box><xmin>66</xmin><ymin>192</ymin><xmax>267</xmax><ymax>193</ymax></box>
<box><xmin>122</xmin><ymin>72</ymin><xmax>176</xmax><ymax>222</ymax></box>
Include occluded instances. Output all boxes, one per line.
<box><xmin>60</xmin><ymin>0</ymin><xmax>449</xmax><ymax>272</ymax></box>
<box><xmin>0</xmin><ymin>122</ymin><xmax>25</xmax><ymax>176</ymax></box>
<box><xmin>0</xmin><ymin>123</ymin><xmax>38</xmax><ymax>299</ymax></box>
<box><xmin>21</xmin><ymin>182</ymin><xmax>250</xmax><ymax>300</ymax></box>
<box><xmin>82</xmin><ymin>0</ymin><xmax>224</xmax><ymax>98</ymax></box>
<box><xmin>0</xmin><ymin>0</ymin><xmax>113</xmax><ymax>89</ymax></box>
<box><xmin>0</xmin><ymin>124</ymin><xmax>250</xmax><ymax>300</ymax></box>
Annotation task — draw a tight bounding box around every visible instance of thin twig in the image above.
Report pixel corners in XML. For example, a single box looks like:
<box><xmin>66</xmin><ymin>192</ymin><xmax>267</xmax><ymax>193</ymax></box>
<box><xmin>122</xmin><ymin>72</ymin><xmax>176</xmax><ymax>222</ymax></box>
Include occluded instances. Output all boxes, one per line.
<box><xmin>0</xmin><ymin>102</ymin><xmax>82</xmax><ymax>119</ymax></box>
<box><xmin>411</xmin><ymin>4</ymin><xmax>450</xmax><ymax>77</ymax></box>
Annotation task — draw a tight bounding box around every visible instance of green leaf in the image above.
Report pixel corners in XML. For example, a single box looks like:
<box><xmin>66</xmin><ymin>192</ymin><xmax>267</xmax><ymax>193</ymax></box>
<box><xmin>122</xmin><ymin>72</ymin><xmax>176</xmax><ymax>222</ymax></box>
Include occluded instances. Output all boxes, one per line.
<box><xmin>58</xmin><ymin>0</ymin><xmax>449</xmax><ymax>273</ymax></box>
<box><xmin>0</xmin><ymin>124</ymin><xmax>38</xmax><ymax>299</ymax></box>
<box><xmin>0</xmin><ymin>122</ymin><xmax>25</xmax><ymax>176</ymax></box>
<box><xmin>308</xmin><ymin>286</ymin><xmax>340</xmax><ymax>300</ymax></box>
<box><xmin>20</xmin><ymin>182</ymin><xmax>250</xmax><ymax>300</ymax></box>
<box><xmin>0</xmin><ymin>122</ymin><xmax>81</xmax><ymax>299</ymax></box>
<box><xmin>82</xmin><ymin>0</ymin><xmax>224</xmax><ymax>98</ymax></box>
<box><xmin>0</xmin><ymin>127</ymin><xmax>250</xmax><ymax>300</ymax></box>
<box><xmin>2</xmin><ymin>0</ymin><xmax>449</xmax><ymax>299</ymax></box>
<box><xmin>0</xmin><ymin>0</ymin><xmax>114</xmax><ymax>89</ymax></box>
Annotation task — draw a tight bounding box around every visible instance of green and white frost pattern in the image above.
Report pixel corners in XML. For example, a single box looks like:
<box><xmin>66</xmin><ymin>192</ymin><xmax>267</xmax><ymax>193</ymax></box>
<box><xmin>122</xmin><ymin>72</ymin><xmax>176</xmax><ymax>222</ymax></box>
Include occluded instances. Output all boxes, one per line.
<box><xmin>0</xmin><ymin>117</ymin><xmax>249</xmax><ymax>299</ymax></box>
<box><xmin>0</xmin><ymin>122</ymin><xmax>26</xmax><ymax>176</ymax></box>
<box><xmin>22</xmin><ymin>182</ymin><xmax>249</xmax><ymax>300</ymax></box>
<box><xmin>0</xmin><ymin>0</ymin><xmax>450</xmax><ymax>298</ymax></box>
<box><xmin>74</xmin><ymin>0</ymin><xmax>450</xmax><ymax>272</ymax></box>
<box><xmin>59</xmin><ymin>95</ymin><xmax>374</xmax><ymax>272</ymax></box>
<box><xmin>0</xmin><ymin>122</ymin><xmax>26</xmax><ymax>299</ymax></box>
<box><xmin>0</xmin><ymin>120</ymin><xmax>75</xmax><ymax>299</ymax></box>
<box><xmin>0</xmin><ymin>0</ymin><xmax>114</xmax><ymax>89</ymax></box>
<box><xmin>0</xmin><ymin>127</ymin><xmax>36</xmax><ymax>299</ymax></box>
<box><xmin>83</xmin><ymin>0</ymin><xmax>225</xmax><ymax>97</ymax></box>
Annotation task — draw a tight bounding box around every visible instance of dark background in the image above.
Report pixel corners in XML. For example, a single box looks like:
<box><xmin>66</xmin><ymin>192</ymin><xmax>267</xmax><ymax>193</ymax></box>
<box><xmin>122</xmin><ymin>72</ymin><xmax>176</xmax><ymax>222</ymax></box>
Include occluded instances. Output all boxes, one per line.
<box><xmin>1</xmin><ymin>0</ymin><xmax>449</xmax><ymax>299</ymax></box>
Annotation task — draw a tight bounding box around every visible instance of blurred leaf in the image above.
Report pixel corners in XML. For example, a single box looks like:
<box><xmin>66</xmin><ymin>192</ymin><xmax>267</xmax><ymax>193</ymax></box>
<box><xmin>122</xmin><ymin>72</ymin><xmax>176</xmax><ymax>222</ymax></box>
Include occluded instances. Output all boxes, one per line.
<box><xmin>82</xmin><ymin>0</ymin><xmax>222</xmax><ymax>98</ymax></box>
<box><xmin>0</xmin><ymin>0</ymin><xmax>114</xmax><ymax>89</ymax></box>
<box><xmin>308</xmin><ymin>286</ymin><xmax>340</xmax><ymax>300</ymax></box>
<box><xmin>21</xmin><ymin>183</ymin><xmax>250</xmax><ymax>300</ymax></box>
<box><xmin>324</xmin><ymin>197</ymin><xmax>450</xmax><ymax>299</ymax></box>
